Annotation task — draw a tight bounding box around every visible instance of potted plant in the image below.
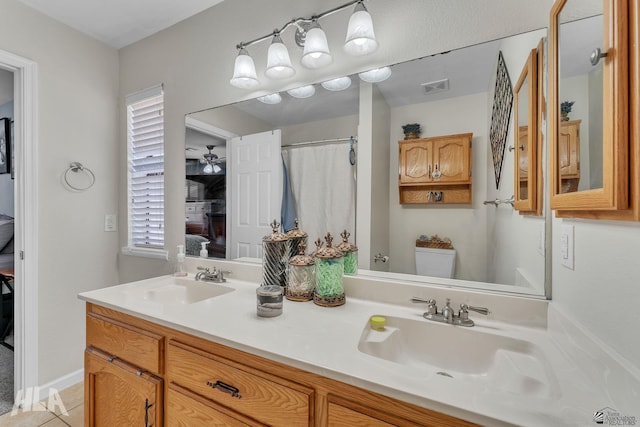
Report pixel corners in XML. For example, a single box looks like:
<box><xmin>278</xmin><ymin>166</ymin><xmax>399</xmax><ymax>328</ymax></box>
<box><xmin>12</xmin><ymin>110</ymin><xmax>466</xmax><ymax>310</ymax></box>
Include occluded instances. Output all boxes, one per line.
<box><xmin>560</xmin><ymin>101</ymin><xmax>575</xmax><ymax>121</ymax></box>
<box><xmin>402</xmin><ymin>123</ymin><xmax>421</xmax><ymax>139</ymax></box>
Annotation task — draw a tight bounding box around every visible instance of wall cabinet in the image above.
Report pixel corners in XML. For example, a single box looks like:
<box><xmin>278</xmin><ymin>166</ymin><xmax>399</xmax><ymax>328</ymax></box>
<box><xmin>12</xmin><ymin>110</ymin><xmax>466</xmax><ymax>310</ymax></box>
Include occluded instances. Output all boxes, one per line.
<box><xmin>398</xmin><ymin>133</ymin><xmax>473</xmax><ymax>204</ymax></box>
<box><xmin>558</xmin><ymin>120</ymin><xmax>581</xmax><ymax>193</ymax></box>
<box><xmin>549</xmin><ymin>0</ymin><xmax>640</xmax><ymax>220</ymax></box>
<box><xmin>85</xmin><ymin>303</ymin><xmax>479</xmax><ymax>427</ymax></box>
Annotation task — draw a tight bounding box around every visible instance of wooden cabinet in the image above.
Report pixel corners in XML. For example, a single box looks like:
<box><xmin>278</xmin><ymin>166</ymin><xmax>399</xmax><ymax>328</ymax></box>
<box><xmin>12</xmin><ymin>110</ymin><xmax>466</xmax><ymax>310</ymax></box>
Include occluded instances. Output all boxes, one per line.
<box><xmin>558</xmin><ymin>120</ymin><xmax>581</xmax><ymax>194</ymax></box>
<box><xmin>85</xmin><ymin>347</ymin><xmax>163</xmax><ymax>427</ymax></box>
<box><xmin>85</xmin><ymin>302</ymin><xmax>479</xmax><ymax>427</ymax></box>
<box><xmin>549</xmin><ymin>0</ymin><xmax>640</xmax><ymax>220</ymax></box>
<box><xmin>398</xmin><ymin>133</ymin><xmax>473</xmax><ymax>204</ymax></box>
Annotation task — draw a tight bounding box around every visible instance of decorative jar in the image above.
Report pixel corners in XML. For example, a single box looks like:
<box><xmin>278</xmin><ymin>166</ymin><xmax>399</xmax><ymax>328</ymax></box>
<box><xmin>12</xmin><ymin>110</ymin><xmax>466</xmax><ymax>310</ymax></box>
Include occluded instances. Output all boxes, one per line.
<box><xmin>262</xmin><ymin>220</ymin><xmax>290</xmax><ymax>288</ymax></box>
<box><xmin>286</xmin><ymin>242</ymin><xmax>315</xmax><ymax>301</ymax></box>
<box><xmin>336</xmin><ymin>230</ymin><xmax>358</xmax><ymax>275</ymax></box>
<box><xmin>313</xmin><ymin>233</ymin><xmax>345</xmax><ymax>307</ymax></box>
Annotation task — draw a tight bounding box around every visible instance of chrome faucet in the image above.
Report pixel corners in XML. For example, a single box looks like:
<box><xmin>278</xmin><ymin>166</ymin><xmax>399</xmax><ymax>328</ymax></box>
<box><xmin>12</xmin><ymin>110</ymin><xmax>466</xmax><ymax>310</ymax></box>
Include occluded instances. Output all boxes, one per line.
<box><xmin>411</xmin><ymin>297</ymin><xmax>489</xmax><ymax>327</ymax></box>
<box><xmin>195</xmin><ymin>266</ymin><xmax>230</xmax><ymax>283</ymax></box>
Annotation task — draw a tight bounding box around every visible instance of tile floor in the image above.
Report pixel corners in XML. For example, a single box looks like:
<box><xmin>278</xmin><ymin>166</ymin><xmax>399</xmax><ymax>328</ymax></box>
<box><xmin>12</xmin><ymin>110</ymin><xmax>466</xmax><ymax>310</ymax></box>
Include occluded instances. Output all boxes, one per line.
<box><xmin>0</xmin><ymin>382</ymin><xmax>83</xmax><ymax>426</ymax></box>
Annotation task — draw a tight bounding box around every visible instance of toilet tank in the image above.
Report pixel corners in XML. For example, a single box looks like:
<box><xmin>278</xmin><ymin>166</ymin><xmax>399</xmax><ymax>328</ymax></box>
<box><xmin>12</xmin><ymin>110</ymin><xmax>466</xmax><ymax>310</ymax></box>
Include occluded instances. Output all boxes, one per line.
<box><xmin>415</xmin><ymin>247</ymin><xmax>456</xmax><ymax>278</ymax></box>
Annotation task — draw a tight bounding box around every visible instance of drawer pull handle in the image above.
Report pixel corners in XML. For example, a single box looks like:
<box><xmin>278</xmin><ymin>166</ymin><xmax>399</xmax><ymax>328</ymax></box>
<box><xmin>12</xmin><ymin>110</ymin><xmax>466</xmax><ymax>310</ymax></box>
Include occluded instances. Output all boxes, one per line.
<box><xmin>206</xmin><ymin>380</ymin><xmax>242</xmax><ymax>399</ymax></box>
<box><xmin>107</xmin><ymin>355</ymin><xmax>118</xmax><ymax>363</ymax></box>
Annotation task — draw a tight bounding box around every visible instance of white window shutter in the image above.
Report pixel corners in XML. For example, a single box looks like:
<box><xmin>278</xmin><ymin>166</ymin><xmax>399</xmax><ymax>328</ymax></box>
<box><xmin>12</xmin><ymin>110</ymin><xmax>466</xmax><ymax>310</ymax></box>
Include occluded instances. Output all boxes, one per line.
<box><xmin>126</xmin><ymin>85</ymin><xmax>165</xmax><ymax>251</ymax></box>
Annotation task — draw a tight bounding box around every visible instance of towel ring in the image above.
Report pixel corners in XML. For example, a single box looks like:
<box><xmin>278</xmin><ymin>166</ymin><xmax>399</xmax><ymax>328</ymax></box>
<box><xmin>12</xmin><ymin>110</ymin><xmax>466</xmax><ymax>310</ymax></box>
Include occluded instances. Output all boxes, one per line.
<box><xmin>64</xmin><ymin>162</ymin><xmax>95</xmax><ymax>191</ymax></box>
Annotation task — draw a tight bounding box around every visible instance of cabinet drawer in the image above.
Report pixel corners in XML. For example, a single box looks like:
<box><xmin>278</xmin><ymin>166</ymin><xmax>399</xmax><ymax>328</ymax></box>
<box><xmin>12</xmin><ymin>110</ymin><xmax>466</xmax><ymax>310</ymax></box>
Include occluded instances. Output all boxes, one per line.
<box><xmin>86</xmin><ymin>313</ymin><xmax>162</xmax><ymax>375</ymax></box>
<box><xmin>167</xmin><ymin>386</ymin><xmax>254</xmax><ymax>427</ymax></box>
<box><xmin>328</xmin><ymin>402</ymin><xmax>396</xmax><ymax>427</ymax></box>
<box><xmin>167</xmin><ymin>341</ymin><xmax>312</xmax><ymax>426</ymax></box>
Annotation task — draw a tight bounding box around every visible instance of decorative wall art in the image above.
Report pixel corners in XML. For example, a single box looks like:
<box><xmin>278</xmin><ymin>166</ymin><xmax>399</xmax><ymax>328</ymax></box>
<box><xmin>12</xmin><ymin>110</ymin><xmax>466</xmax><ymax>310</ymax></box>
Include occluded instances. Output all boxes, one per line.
<box><xmin>489</xmin><ymin>51</ymin><xmax>513</xmax><ymax>189</ymax></box>
<box><xmin>0</xmin><ymin>118</ymin><xmax>10</xmax><ymax>175</ymax></box>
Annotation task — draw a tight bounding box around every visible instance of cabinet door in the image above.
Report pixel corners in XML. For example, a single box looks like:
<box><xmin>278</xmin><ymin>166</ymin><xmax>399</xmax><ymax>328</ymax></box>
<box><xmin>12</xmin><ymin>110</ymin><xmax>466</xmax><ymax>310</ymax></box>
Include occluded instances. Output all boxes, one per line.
<box><xmin>399</xmin><ymin>140</ymin><xmax>432</xmax><ymax>184</ymax></box>
<box><xmin>85</xmin><ymin>348</ymin><xmax>163</xmax><ymax>427</ymax></box>
<box><xmin>558</xmin><ymin>120</ymin><xmax>580</xmax><ymax>179</ymax></box>
<box><xmin>431</xmin><ymin>137</ymin><xmax>471</xmax><ymax>183</ymax></box>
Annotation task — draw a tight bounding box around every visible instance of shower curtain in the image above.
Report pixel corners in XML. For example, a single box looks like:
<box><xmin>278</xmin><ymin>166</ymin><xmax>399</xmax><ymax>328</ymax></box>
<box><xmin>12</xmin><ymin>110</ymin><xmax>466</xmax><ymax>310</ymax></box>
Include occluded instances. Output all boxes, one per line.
<box><xmin>282</xmin><ymin>143</ymin><xmax>356</xmax><ymax>247</ymax></box>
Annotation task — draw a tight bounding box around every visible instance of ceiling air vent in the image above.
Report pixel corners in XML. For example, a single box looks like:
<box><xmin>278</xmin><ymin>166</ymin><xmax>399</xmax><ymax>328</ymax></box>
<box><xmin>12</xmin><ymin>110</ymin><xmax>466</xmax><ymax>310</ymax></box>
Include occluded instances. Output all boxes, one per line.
<box><xmin>421</xmin><ymin>78</ymin><xmax>449</xmax><ymax>95</ymax></box>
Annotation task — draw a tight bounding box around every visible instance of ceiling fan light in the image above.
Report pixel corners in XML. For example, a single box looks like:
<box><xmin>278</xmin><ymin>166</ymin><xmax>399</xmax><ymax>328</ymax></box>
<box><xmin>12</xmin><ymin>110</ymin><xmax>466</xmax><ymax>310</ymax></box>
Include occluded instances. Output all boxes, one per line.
<box><xmin>321</xmin><ymin>76</ymin><xmax>351</xmax><ymax>91</ymax></box>
<box><xmin>358</xmin><ymin>66</ymin><xmax>392</xmax><ymax>83</ymax></box>
<box><xmin>287</xmin><ymin>85</ymin><xmax>316</xmax><ymax>98</ymax></box>
<box><xmin>301</xmin><ymin>21</ymin><xmax>333</xmax><ymax>69</ymax></box>
<box><xmin>257</xmin><ymin>93</ymin><xmax>282</xmax><ymax>104</ymax></box>
<box><xmin>230</xmin><ymin>48</ymin><xmax>259</xmax><ymax>89</ymax></box>
<box><xmin>344</xmin><ymin>1</ymin><xmax>378</xmax><ymax>56</ymax></box>
<box><xmin>203</xmin><ymin>163</ymin><xmax>214</xmax><ymax>174</ymax></box>
<box><xmin>265</xmin><ymin>34</ymin><xmax>295</xmax><ymax>79</ymax></box>
<box><xmin>213</xmin><ymin>164</ymin><xmax>222</xmax><ymax>173</ymax></box>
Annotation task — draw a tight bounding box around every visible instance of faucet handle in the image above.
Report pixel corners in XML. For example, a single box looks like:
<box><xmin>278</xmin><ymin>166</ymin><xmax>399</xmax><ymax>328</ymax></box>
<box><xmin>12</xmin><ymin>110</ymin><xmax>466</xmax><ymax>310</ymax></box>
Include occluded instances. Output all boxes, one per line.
<box><xmin>197</xmin><ymin>266</ymin><xmax>210</xmax><ymax>272</ymax></box>
<box><xmin>411</xmin><ymin>297</ymin><xmax>435</xmax><ymax>305</ymax></box>
<box><xmin>459</xmin><ymin>303</ymin><xmax>489</xmax><ymax>316</ymax></box>
<box><xmin>411</xmin><ymin>297</ymin><xmax>437</xmax><ymax>315</ymax></box>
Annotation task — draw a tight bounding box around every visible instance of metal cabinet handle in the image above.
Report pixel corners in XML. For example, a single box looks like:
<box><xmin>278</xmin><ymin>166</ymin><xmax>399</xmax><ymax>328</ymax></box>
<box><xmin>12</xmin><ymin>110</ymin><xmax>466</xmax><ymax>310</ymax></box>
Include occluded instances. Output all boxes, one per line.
<box><xmin>144</xmin><ymin>398</ymin><xmax>154</xmax><ymax>427</ymax></box>
<box><xmin>207</xmin><ymin>380</ymin><xmax>242</xmax><ymax>399</ymax></box>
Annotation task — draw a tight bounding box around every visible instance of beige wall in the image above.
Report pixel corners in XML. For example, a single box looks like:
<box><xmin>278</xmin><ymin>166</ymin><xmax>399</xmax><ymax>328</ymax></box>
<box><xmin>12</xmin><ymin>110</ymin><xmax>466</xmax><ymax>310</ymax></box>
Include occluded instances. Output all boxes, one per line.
<box><xmin>6</xmin><ymin>0</ymin><xmax>633</xmax><ymax>390</ymax></box>
<box><xmin>0</xmin><ymin>0</ymin><xmax>119</xmax><ymax>385</ymax></box>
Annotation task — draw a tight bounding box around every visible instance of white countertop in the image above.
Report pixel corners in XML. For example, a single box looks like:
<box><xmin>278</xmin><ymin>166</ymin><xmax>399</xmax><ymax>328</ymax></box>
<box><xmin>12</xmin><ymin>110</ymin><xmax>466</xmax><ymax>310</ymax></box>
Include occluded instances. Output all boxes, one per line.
<box><xmin>79</xmin><ymin>270</ymin><xmax>626</xmax><ymax>427</ymax></box>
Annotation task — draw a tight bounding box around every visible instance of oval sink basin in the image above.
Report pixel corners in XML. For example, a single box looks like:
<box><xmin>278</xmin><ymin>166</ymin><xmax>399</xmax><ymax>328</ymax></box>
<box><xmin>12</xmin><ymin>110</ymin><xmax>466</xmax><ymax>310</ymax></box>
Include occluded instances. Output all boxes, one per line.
<box><xmin>122</xmin><ymin>277</ymin><xmax>234</xmax><ymax>305</ymax></box>
<box><xmin>358</xmin><ymin>315</ymin><xmax>558</xmax><ymax>397</ymax></box>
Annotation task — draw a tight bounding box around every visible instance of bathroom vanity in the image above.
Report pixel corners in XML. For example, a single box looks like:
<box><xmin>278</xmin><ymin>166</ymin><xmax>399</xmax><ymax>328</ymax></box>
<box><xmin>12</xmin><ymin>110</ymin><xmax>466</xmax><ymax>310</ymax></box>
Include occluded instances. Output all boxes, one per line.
<box><xmin>79</xmin><ymin>261</ymin><xmax>632</xmax><ymax>427</ymax></box>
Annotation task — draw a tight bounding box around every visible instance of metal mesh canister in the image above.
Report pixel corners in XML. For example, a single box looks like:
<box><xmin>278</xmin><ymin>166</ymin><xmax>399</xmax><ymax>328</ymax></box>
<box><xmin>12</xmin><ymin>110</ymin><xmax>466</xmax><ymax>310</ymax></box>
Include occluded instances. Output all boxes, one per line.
<box><xmin>262</xmin><ymin>220</ymin><xmax>290</xmax><ymax>288</ymax></box>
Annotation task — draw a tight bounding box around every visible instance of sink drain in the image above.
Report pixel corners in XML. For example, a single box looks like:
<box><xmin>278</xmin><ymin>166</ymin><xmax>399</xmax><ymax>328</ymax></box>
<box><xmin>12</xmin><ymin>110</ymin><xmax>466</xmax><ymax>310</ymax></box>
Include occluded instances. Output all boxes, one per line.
<box><xmin>436</xmin><ymin>371</ymin><xmax>453</xmax><ymax>378</ymax></box>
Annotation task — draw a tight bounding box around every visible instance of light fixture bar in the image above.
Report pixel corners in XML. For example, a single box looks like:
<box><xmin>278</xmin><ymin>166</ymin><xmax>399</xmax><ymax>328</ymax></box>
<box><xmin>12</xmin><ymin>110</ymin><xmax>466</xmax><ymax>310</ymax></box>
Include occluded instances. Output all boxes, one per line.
<box><xmin>235</xmin><ymin>0</ymin><xmax>364</xmax><ymax>50</ymax></box>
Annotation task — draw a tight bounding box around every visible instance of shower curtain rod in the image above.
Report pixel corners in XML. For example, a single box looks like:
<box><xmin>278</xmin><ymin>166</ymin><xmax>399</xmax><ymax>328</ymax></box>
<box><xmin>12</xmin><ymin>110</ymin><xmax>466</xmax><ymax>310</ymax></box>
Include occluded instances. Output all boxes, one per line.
<box><xmin>281</xmin><ymin>136</ymin><xmax>357</xmax><ymax>149</ymax></box>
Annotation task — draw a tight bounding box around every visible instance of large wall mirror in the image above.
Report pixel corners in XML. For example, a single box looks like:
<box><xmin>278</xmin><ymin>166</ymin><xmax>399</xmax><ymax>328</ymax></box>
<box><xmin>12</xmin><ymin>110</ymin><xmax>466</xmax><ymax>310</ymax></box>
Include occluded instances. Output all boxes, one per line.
<box><xmin>184</xmin><ymin>27</ymin><xmax>551</xmax><ymax>298</ymax></box>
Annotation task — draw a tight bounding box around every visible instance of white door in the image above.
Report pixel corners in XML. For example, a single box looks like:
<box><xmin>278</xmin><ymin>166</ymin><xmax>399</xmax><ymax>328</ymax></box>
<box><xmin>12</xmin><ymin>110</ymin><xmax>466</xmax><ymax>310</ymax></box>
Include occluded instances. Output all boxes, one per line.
<box><xmin>228</xmin><ymin>130</ymin><xmax>282</xmax><ymax>259</ymax></box>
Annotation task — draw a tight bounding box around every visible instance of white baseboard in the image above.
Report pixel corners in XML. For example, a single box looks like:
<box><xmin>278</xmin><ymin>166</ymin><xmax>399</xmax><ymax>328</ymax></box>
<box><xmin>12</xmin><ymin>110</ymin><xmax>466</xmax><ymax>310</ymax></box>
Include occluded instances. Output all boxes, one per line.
<box><xmin>37</xmin><ymin>369</ymin><xmax>84</xmax><ymax>402</ymax></box>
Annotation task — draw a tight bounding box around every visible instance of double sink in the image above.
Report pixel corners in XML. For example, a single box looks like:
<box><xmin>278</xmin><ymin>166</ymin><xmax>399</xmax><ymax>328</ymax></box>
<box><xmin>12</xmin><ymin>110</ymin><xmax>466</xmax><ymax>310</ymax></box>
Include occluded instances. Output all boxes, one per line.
<box><xmin>118</xmin><ymin>275</ymin><xmax>558</xmax><ymax>400</ymax></box>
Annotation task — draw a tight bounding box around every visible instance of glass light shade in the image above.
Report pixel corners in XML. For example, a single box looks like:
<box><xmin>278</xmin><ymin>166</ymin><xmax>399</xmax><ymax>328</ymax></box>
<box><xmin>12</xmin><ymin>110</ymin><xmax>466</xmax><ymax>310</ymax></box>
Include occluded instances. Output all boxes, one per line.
<box><xmin>213</xmin><ymin>164</ymin><xmax>222</xmax><ymax>173</ymax></box>
<box><xmin>301</xmin><ymin>22</ymin><xmax>333</xmax><ymax>69</ymax></box>
<box><xmin>358</xmin><ymin>66</ymin><xmax>392</xmax><ymax>83</ymax></box>
<box><xmin>230</xmin><ymin>48</ymin><xmax>259</xmax><ymax>89</ymax></box>
<box><xmin>321</xmin><ymin>76</ymin><xmax>351</xmax><ymax>91</ymax></box>
<box><xmin>265</xmin><ymin>35</ymin><xmax>295</xmax><ymax>79</ymax></box>
<box><xmin>203</xmin><ymin>163</ymin><xmax>214</xmax><ymax>174</ymax></box>
<box><xmin>257</xmin><ymin>93</ymin><xmax>282</xmax><ymax>104</ymax></box>
<box><xmin>287</xmin><ymin>85</ymin><xmax>316</xmax><ymax>98</ymax></box>
<box><xmin>344</xmin><ymin>2</ymin><xmax>378</xmax><ymax>56</ymax></box>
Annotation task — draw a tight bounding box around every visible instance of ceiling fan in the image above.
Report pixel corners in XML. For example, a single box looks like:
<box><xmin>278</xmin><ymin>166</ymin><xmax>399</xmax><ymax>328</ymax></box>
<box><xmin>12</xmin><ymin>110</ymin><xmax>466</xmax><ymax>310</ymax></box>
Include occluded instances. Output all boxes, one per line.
<box><xmin>199</xmin><ymin>145</ymin><xmax>225</xmax><ymax>174</ymax></box>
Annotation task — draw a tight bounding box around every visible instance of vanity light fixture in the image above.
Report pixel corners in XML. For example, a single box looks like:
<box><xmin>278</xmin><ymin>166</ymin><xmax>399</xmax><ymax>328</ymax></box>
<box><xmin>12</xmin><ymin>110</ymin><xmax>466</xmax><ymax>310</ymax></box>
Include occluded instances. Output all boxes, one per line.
<box><xmin>230</xmin><ymin>47</ymin><xmax>259</xmax><ymax>89</ymax></box>
<box><xmin>358</xmin><ymin>66</ymin><xmax>391</xmax><ymax>83</ymax></box>
<box><xmin>287</xmin><ymin>85</ymin><xmax>316</xmax><ymax>98</ymax></box>
<box><xmin>265</xmin><ymin>32</ymin><xmax>295</xmax><ymax>79</ymax></box>
<box><xmin>321</xmin><ymin>76</ymin><xmax>352</xmax><ymax>91</ymax></box>
<box><xmin>344</xmin><ymin>1</ymin><xmax>378</xmax><ymax>56</ymax></box>
<box><xmin>229</xmin><ymin>0</ymin><xmax>379</xmax><ymax>89</ymax></box>
<box><xmin>257</xmin><ymin>93</ymin><xmax>283</xmax><ymax>104</ymax></box>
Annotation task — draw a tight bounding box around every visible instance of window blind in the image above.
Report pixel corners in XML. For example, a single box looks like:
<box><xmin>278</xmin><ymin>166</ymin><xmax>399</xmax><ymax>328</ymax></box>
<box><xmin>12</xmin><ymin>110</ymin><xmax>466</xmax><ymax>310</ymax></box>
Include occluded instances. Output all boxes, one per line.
<box><xmin>126</xmin><ymin>85</ymin><xmax>165</xmax><ymax>250</ymax></box>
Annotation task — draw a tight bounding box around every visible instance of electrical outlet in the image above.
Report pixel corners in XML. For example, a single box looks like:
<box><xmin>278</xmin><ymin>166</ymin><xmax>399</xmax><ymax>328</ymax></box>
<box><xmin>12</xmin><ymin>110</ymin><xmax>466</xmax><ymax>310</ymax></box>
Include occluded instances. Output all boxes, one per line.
<box><xmin>104</xmin><ymin>214</ymin><xmax>117</xmax><ymax>232</ymax></box>
<box><xmin>560</xmin><ymin>224</ymin><xmax>574</xmax><ymax>270</ymax></box>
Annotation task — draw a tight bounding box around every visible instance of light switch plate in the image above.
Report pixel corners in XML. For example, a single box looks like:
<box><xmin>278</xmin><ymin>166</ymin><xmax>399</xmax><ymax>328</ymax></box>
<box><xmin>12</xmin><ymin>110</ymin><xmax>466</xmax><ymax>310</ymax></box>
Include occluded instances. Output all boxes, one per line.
<box><xmin>560</xmin><ymin>224</ymin><xmax>574</xmax><ymax>270</ymax></box>
<box><xmin>104</xmin><ymin>214</ymin><xmax>117</xmax><ymax>232</ymax></box>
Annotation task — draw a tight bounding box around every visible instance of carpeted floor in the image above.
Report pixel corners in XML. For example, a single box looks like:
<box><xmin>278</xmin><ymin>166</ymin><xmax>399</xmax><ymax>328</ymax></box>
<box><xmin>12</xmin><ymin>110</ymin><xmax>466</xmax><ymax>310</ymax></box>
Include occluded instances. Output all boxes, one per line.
<box><xmin>0</xmin><ymin>344</ymin><xmax>13</xmax><ymax>416</ymax></box>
